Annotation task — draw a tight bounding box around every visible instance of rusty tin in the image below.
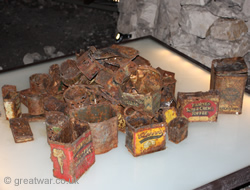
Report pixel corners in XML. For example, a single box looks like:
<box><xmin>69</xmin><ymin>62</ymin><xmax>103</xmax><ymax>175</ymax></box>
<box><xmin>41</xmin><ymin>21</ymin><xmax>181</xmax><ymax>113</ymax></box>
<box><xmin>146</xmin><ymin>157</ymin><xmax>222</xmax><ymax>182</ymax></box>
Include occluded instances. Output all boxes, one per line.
<box><xmin>46</xmin><ymin>111</ymin><xmax>69</xmax><ymax>143</ymax></box>
<box><xmin>168</xmin><ymin>117</ymin><xmax>189</xmax><ymax>144</ymax></box>
<box><xmin>177</xmin><ymin>90</ymin><xmax>220</xmax><ymax>122</ymax></box>
<box><xmin>63</xmin><ymin>85</ymin><xmax>89</xmax><ymax>110</ymax></box>
<box><xmin>44</xmin><ymin>96</ymin><xmax>67</xmax><ymax>116</ymax></box>
<box><xmin>70</xmin><ymin>103</ymin><xmax>118</xmax><ymax>154</ymax></box>
<box><xmin>2</xmin><ymin>85</ymin><xmax>22</xmax><ymax>120</ymax></box>
<box><xmin>210</xmin><ymin>57</ymin><xmax>248</xmax><ymax>114</ymax></box>
<box><xmin>9</xmin><ymin>117</ymin><xmax>34</xmax><ymax>143</ymax></box>
<box><xmin>49</xmin><ymin>118</ymin><xmax>95</xmax><ymax>183</ymax></box>
<box><xmin>120</xmin><ymin>66</ymin><xmax>162</xmax><ymax>114</ymax></box>
<box><xmin>60</xmin><ymin>59</ymin><xmax>83</xmax><ymax>86</ymax></box>
<box><xmin>163</xmin><ymin>107</ymin><xmax>178</xmax><ymax>126</ymax></box>
<box><xmin>125</xmin><ymin>115</ymin><xmax>166</xmax><ymax>157</ymax></box>
<box><xmin>27</xmin><ymin>93</ymin><xmax>45</xmax><ymax>116</ymax></box>
<box><xmin>48</xmin><ymin>64</ymin><xmax>65</xmax><ymax>94</ymax></box>
<box><xmin>76</xmin><ymin>47</ymin><xmax>103</xmax><ymax>80</ymax></box>
<box><xmin>29</xmin><ymin>73</ymin><xmax>52</xmax><ymax>94</ymax></box>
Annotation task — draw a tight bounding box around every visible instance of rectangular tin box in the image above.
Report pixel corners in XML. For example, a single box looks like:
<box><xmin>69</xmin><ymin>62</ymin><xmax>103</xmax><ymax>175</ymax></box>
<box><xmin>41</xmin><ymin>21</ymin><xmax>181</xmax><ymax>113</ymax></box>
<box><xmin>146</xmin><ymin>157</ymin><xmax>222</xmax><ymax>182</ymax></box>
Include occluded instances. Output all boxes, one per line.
<box><xmin>2</xmin><ymin>85</ymin><xmax>22</xmax><ymax>120</ymax></box>
<box><xmin>210</xmin><ymin>57</ymin><xmax>248</xmax><ymax>114</ymax></box>
<box><xmin>125</xmin><ymin>116</ymin><xmax>166</xmax><ymax>157</ymax></box>
<box><xmin>49</xmin><ymin>120</ymin><xmax>95</xmax><ymax>183</ymax></box>
<box><xmin>9</xmin><ymin>117</ymin><xmax>33</xmax><ymax>143</ymax></box>
<box><xmin>177</xmin><ymin>90</ymin><xmax>220</xmax><ymax>122</ymax></box>
<box><xmin>168</xmin><ymin>117</ymin><xmax>189</xmax><ymax>144</ymax></box>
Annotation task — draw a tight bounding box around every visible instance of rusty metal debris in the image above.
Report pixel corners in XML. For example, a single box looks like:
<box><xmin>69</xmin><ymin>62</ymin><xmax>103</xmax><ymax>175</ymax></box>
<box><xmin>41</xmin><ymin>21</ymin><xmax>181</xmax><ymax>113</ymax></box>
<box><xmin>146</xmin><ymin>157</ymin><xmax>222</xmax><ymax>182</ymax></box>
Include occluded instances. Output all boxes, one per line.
<box><xmin>1</xmin><ymin>44</ymin><xmax>192</xmax><ymax>181</ymax></box>
<box><xmin>210</xmin><ymin>57</ymin><xmax>248</xmax><ymax>114</ymax></box>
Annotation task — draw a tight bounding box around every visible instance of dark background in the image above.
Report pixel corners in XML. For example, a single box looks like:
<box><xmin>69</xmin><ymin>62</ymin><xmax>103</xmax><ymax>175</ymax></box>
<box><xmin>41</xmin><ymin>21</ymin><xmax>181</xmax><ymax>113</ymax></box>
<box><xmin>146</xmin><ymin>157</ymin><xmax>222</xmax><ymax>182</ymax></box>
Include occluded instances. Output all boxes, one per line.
<box><xmin>0</xmin><ymin>0</ymin><xmax>118</xmax><ymax>71</ymax></box>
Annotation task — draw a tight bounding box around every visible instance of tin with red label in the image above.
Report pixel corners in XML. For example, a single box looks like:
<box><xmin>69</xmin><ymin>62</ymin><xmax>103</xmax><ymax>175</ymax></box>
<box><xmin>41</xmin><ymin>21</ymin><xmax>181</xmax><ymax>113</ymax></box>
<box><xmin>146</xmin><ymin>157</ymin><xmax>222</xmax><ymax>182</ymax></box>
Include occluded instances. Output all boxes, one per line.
<box><xmin>49</xmin><ymin>117</ymin><xmax>95</xmax><ymax>183</ymax></box>
<box><xmin>210</xmin><ymin>57</ymin><xmax>248</xmax><ymax>114</ymax></box>
<box><xmin>177</xmin><ymin>90</ymin><xmax>220</xmax><ymax>122</ymax></box>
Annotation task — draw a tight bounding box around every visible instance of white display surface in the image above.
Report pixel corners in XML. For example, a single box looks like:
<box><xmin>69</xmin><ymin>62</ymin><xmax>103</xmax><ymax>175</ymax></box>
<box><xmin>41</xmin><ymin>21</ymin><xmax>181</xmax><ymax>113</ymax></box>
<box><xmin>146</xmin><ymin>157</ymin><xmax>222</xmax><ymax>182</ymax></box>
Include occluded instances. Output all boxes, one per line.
<box><xmin>0</xmin><ymin>38</ymin><xmax>250</xmax><ymax>190</ymax></box>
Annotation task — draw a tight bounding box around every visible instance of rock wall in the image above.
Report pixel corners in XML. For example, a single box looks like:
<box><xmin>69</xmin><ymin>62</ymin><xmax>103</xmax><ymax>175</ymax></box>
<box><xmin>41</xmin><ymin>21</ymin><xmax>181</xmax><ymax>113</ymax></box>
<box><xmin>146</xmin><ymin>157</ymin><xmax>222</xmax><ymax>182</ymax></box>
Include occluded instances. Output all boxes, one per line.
<box><xmin>117</xmin><ymin>0</ymin><xmax>250</xmax><ymax>87</ymax></box>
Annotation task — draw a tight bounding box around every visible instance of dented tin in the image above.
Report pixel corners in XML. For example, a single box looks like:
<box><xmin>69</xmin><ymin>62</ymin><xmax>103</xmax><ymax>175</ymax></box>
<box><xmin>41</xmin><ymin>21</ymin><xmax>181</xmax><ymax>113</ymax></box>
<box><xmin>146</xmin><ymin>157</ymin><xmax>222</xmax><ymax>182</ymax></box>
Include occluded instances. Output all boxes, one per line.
<box><xmin>49</xmin><ymin>117</ymin><xmax>95</xmax><ymax>182</ymax></box>
<box><xmin>177</xmin><ymin>90</ymin><xmax>220</xmax><ymax>122</ymax></box>
<box><xmin>125</xmin><ymin>115</ymin><xmax>166</xmax><ymax>157</ymax></box>
<box><xmin>44</xmin><ymin>96</ymin><xmax>67</xmax><ymax>116</ymax></box>
<box><xmin>48</xmin><ymin>64</ymin><xmax>65</xmax><ymax>94</ymax></box>
<box><xmin>120</xmin><ymin>66</ymin><xmax>162</xmax><ymax>114</ymax></box>
<box><xmin>210</xmin><ymin>57</ymin><xmax>248</xmax><ymax>114</ymax></box>
<box><xmin>76</xmin><ymin>47</ymin><xmax>103</xmax><ymax>81</ymax></box>
<box><xmin>2</xmin><ymin>85</ymin><xmax>22</xmax><ymax>120</ymax></box>
<box><xmin>9</xmin><ymin>117</ymin><xmax>33</xmax><ymax>143</ymax></box>
<box><xmin>63</xmin><ymin>85</ymin><xmax>89</xmax><ymax>110</ymax></box>
<box><xmin>29</xmin><ymin>73</ymin><xmax>52</xmax><ymax>94</ymax></box>
<box><xmin>70</xmin><ymin>103</ymin><xmax>118</xmax><ymax>154</ymax></box>
<box><xmin>60</xmin><ymin>59</ymin><xmax>83</xmax><ymax>86</ymax></box>
<box><xmin>168</xmin><ymin>117</ymin><xmax>189</xmax><ymax>144</ymax></box>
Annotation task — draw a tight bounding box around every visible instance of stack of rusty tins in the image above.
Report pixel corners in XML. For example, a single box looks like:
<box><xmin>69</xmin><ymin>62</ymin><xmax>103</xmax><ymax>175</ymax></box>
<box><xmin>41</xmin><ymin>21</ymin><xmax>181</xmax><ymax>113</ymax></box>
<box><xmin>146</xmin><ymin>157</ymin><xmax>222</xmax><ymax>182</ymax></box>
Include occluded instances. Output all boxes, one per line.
<box><xmin>1</xmin><ymin>44</ymin><xmax>180</xmax><ymax>181</ymax></box>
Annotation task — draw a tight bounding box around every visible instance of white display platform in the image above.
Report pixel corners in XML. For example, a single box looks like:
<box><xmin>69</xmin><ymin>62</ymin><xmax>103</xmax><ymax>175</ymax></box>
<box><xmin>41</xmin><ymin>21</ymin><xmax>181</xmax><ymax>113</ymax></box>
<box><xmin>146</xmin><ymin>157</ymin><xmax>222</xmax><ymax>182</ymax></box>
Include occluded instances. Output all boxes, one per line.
<box><xmin>0</xmin><ymin>37</ymin><xmax>250</xmax><ymax>190</ymax></box>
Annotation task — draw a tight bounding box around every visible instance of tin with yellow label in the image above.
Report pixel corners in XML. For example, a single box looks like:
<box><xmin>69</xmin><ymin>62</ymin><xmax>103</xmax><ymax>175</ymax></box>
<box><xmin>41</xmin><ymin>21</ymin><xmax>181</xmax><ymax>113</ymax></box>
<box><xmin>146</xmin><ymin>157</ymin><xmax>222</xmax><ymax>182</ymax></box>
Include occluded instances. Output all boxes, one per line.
<box><xmin>125</xmin><ymin>115</ymin><xmax>166</xmax><ymax>157</ymax></box>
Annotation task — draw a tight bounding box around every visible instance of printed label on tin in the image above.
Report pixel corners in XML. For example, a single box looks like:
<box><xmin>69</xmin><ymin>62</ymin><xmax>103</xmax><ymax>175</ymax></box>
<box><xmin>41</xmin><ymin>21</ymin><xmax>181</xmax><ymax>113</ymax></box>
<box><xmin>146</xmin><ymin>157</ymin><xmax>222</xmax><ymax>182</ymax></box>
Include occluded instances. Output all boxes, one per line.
<box><xmin>164</xmin><ymin>108</ymin><xmax>177</xmax><ymax>124</ymax></box>
<box><xmin>182</xmin><ymin>100</ymin><xmax>217</xmax><ymax>118</ymax></box>
<box><xmin>135</xmin><ymin>126</ymin><xmax>165</xmax><ymax>155</ymax></box>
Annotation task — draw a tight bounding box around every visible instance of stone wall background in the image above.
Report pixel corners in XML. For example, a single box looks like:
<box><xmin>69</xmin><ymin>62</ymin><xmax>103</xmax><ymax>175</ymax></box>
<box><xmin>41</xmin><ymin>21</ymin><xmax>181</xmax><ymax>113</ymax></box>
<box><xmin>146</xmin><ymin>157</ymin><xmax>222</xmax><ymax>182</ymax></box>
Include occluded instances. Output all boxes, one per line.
<box><xmin>117</xmin><ymin>0</ymin><xmax>250</xmax><ymax>88</ymax></box>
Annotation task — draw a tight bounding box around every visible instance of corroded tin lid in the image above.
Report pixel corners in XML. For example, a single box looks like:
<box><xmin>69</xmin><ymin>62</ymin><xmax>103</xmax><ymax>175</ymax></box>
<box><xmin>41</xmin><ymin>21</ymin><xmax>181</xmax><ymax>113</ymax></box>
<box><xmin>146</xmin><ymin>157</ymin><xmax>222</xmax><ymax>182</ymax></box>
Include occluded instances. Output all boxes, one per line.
<box><xmin>212</xmin><ymin>57</ymin><xmax>248</xmax><ymax>75</ymax></box>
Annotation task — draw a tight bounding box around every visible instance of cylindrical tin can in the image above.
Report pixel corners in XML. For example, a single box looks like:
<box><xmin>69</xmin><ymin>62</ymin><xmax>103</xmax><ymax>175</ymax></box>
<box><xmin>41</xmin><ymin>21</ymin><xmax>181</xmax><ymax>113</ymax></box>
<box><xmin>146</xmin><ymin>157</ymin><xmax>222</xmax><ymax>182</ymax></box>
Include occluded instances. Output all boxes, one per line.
<box><xmin>63</xmin><ymin>85</ymin><xmax>89</xmax><ymax>110</ymax></box>
<box><xmin>27</xmin><ymin>93</ymin><xmax>44</xmax><ymax>115</ymax></box>
<box><xmin>210</xmin><ymin>57</ymin><xmax>248</xmax><ymax>114</ymax></box>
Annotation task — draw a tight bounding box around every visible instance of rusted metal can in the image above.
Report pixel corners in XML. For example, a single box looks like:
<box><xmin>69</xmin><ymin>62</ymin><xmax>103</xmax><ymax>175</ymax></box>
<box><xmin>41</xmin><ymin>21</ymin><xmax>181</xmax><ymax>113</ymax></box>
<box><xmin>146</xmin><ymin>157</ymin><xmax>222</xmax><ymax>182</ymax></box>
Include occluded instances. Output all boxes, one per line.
<box><xmin>44</xmin><ymin>96</ymin><xmax>67</xmax><ymax>116</ymax></box>
<box><xmin>168</xmin><ymin>117</ymin><xmax>189</xmax><ymax>144</ymax></box>
<box><xmin>27</xmin><ymin>93</ymin><xmax>45</xmax><ymax>116</ymax></box>
<box><xmin>19</xmin><ymin>88</ymin><xmax>32</xmax><ymax>107</ymax></box>
<box><xmin>46</xmin><ymin>111</ymin><xmax>69</xmax><ymax>143</ymax></box>
<box><xmin>29</xmin><ymin>73</ymin><xmax>52</xmax><ymax>94</ymax></box>
<box><xmin>63</xmin><ymin>85</ymin><xmax>89</xmax><ymax>110</ymax></box>
<box><xmin>163</xmin><ymin>107</ymin><xmax>178</xmax><ymax>126</ymax></box>
<box><xmin>125</xmin><ymin>114</ymin><xmax>166</xmax><ymax>157</ymax></box>
<box><xmin>177</xmin><ymin>90</ymin><xmax>220</xmax><ymax>122</ymax></box>
<box><xmin>120</xmin><ymin>66</ymin><xmax>162</xmax><ymax>114</ymax></box>
<box><xmin>48</xmin><ymin>64</ymin><xmax>65</xmax><ymax>94</ymax></box>
<box><xmin>76</xmin><ymin>47</ymin><xmax>103</xmax><ymax>81</ymax></box>
<box><xmin>9</xmin><ymin>117</ymin><xmax>33</xmax><ymax>143</ymax></box>
<box><xmin>49</xmin><ymin>118</ymin><xmax>95</xmax><ymax>183</ymax></box>
<box><xmin>2</xmin><ymin>85</ymin><xmax>22</xmax><ymax>120</ymax></box>
<box><xmin>70</xmin><ymin>103</ymin><xmax>118</xmax><ymax>154</ymax></box>
<box><xmin>157</xmin><ymin>67</ymin><xmax>177</xmax><ymax>108</ymax></box>
<box><xmin>60</xmin><ymin>59</ymin><xmax>83</xmax><ymax>86</ymax></box>
<box><xmin>210</xmin><ymin>57</ymin><xmax>248</xmax><ymax>114</ymax></box>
